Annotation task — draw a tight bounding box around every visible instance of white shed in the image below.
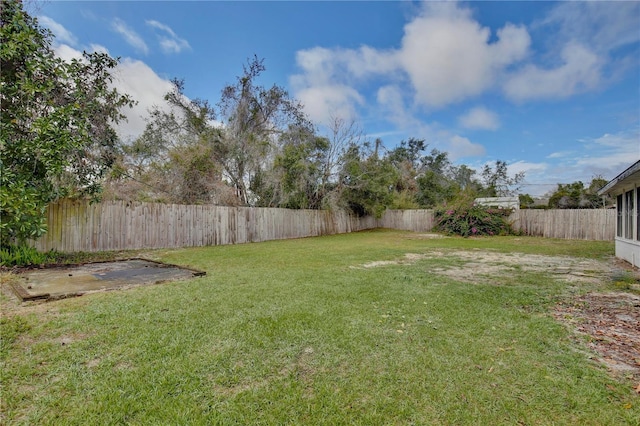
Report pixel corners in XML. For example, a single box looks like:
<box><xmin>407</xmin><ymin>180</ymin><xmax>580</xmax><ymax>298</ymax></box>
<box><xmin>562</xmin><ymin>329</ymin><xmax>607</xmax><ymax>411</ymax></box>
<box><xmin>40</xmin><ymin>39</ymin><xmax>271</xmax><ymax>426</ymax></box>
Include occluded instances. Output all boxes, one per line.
<box><xmin>598</xmin><ymin>160</ymin><xmax>640</xmax><ymax>267</ymax></box>
<box><xmin>474</xmin><ymin>197</ymin><xmax>520</xmax><ymax>210</ymax></box>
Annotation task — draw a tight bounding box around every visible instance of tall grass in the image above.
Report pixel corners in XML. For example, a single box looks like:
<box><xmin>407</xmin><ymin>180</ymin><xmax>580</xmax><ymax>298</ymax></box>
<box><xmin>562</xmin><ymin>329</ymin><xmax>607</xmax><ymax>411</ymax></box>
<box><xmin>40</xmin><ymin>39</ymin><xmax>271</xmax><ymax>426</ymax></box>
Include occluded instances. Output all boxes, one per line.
<box><xmin>1</xmin><ymin>230</ymin><xmax>636</xmax><ymax>425</ymax></box>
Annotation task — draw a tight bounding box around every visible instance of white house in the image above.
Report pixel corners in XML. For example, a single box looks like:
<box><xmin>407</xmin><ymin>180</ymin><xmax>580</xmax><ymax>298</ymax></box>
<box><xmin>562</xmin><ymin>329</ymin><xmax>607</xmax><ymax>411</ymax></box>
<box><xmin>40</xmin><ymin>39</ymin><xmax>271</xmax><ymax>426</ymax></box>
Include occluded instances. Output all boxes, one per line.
<box><xmin>598</xmin><ymin>160</ymin><xmax>640</xmax><ymax>267</ymax></box>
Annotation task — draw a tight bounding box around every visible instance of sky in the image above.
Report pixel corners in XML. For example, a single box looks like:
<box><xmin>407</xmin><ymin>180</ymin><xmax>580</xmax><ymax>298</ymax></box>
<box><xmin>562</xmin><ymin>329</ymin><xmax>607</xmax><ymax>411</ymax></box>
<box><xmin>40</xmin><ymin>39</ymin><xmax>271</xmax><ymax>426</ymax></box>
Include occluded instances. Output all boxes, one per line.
<box><xmin>34</xmin><ymin>0</ymin><xmax>640</xmax><ymax>197</ymax></box>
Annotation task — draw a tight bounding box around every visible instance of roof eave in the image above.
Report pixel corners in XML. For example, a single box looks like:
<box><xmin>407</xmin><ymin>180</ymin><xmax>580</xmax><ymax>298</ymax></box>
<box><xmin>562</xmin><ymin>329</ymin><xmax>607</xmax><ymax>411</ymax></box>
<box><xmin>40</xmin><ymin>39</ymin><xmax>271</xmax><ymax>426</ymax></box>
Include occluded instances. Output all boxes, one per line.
<box><xmin>597</xmin><ymin>160</ymin><xmax>640</xmax><ymax>196</ymax></box>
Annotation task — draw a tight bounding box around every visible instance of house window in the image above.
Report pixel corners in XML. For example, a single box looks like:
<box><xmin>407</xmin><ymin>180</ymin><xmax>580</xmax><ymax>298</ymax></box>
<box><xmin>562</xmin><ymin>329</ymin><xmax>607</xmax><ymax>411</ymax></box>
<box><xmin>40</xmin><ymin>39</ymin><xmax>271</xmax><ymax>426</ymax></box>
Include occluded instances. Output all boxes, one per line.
<box><xmin>625</xmin><ymin>190</ymin><xmax>634</xmax><ymax>239</ymax></box>
<box><xmin>617</xmin><ymin>194</ymin><xmax>623</xmax><ymax>237</ymax></box>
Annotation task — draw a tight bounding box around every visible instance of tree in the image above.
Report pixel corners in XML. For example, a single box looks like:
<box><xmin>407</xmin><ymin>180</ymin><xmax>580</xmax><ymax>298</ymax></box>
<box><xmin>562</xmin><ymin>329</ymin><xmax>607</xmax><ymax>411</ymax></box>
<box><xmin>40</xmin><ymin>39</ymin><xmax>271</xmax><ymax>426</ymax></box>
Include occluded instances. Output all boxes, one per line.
<box><xmin>519</xmin><ymin>193</ymin><xmax>535</xmax><ymax>209</ymax></box>
<box><xmin>480</xmin><ymin>160</ymin><xmax>525</xmax><ymax>197</ymax></box>
<box><xmin>585</xmin><ymin>176</ymin><xmax>610</xmax><ymax>208</ymax></box>
<box><xmin>251</xmin><ymin>125</ymin><xmax>329</xmax><ymax>209</ymax></box>
<box><xmin>317</xmin><ymin>116</ymin><xmax>367</xmax><ymax>210</ymax></box>
<box><xmin>451</xmin><ymin>164</ymin><xmax>481</xmax><ymax>193</ymax></box>
<box><xmin>415</xmin><ymin>149</ymin><xmax>459</xmax><ymax>207</ymax></box>
<box><xmin>387</xmin><ymin>138</ymin><xmax>426</xmax><ymax>194</ymax></box>
<box><xmin>108</xmin><ymin>57</ymin><xmax>313</xmax><ymax>207</ymax></box>
<box><xmin>107</xmin><ymin>79</ymin><xmax>233</xmax><ymax>204</ymax></box>
<box><xmin>547</xmin><ymin>177</ymin><xmax>610</xmax><ymax>209</ymax></box>
<box><xmin>0</xmin><ymin>0</ymin><xmax>133</xmax><ymax>246</ymax></box>
<box><xmin>218</xmin><ymin>56</ymin><xmax>311</xmax><ymax>205</ymax></box>
<box><xmin>548</xmin><ymin>182</ymin><xmax>585</xmax><ymax>208</ymax></box>
<box><xmin>337</xmin><ymin>142</ymin><xmax>398</xmax><ymax>217</ymax></box>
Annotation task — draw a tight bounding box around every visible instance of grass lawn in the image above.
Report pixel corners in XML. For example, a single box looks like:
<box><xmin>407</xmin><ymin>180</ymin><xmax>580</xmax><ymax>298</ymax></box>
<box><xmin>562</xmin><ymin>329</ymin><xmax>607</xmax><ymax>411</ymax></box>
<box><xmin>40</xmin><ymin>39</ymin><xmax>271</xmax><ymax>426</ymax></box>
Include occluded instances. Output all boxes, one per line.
<box><xmin>1</xmin><ymin>230</ymin><xmax>638</xmax><ymax>425</ymax></box>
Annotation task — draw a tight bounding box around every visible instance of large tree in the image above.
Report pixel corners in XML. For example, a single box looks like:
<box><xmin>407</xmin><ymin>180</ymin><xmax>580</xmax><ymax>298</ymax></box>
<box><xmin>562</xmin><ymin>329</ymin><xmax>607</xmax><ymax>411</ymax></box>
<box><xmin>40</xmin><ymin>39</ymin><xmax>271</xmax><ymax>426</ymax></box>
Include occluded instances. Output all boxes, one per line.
<box><xmin>252</xmin><ymin>125</ymin><xmax>329</xmax><ymax>209</ymax></box>
<box><xmin>218</xmin><ymin>56</ymin><xmax>311</xmax><ymax>205</ymax></box>
<box><xmin>0</xmin><ymin>0</ymin><xmax>134</xmax><ymax>246</ymax></box>
<box><xmin>415</xmin><ymin>148</ymin><xmax>460</xmax><ymax>207</ymax></box>
<box><xmin>337</xmin><ymin>142</ymin><xmax>398</xmax><ymax>217</ymax></box>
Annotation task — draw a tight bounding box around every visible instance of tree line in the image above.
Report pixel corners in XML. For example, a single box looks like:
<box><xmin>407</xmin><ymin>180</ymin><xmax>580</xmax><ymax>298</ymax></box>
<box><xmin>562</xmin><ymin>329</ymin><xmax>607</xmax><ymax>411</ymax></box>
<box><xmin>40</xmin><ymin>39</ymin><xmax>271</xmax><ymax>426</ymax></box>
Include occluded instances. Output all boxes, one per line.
<box><xmin>0</xmin><ymin>0</ymin><xmax>609</xmax><ymax>247</ymax></box>
<box><xmin>104</xmin><ymin>56</ymin><xmax>527</xmax><ymax>215</ymax></box>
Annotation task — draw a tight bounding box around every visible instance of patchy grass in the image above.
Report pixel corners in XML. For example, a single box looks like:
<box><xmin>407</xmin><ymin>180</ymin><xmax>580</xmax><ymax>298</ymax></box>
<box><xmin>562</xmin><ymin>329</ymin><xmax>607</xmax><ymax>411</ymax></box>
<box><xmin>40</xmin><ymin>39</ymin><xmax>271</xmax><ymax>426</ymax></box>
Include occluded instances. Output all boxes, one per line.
<box><xmin>1</xmin><ymin>230</ymin><xmax>637</xmax><ymax>425</ymax></box>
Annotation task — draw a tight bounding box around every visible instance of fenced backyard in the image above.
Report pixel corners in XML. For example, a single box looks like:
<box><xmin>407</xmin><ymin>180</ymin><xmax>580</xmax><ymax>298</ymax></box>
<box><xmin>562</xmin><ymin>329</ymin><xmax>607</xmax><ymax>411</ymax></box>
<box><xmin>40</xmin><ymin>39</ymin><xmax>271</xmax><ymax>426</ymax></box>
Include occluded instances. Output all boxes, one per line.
<box><xmin>31</xmin><ymin>199</ymin><xmax>616</xmax><ymax>252</ymax></box>
<box><xmin>3</xmin><ymin>231</ymin><xmax>637</xmax><ymax>424</ymax></box>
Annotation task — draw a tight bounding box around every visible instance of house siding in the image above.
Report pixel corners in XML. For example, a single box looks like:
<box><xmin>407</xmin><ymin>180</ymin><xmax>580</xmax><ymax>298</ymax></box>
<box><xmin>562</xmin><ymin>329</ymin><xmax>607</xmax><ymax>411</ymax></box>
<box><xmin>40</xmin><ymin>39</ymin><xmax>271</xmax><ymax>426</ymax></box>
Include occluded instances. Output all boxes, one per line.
<box><xmin>612</xmin><ymin>184</ymin><xmax>639</xmax><ymax>267</ymax></box>
<box><xmin>615</xmin><ymin>237</ymin><xmax>640</xmax><ymax>268</ymax></box>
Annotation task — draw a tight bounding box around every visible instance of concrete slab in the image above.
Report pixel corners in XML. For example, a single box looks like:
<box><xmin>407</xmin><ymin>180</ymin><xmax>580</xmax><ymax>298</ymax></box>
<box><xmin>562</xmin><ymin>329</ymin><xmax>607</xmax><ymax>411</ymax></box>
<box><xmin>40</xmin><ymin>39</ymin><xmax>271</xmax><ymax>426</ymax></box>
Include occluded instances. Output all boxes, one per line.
<box><xmin>12</xmin><ymin>259</ymin><xmax>205</xmax><ymax>301</ymax></box>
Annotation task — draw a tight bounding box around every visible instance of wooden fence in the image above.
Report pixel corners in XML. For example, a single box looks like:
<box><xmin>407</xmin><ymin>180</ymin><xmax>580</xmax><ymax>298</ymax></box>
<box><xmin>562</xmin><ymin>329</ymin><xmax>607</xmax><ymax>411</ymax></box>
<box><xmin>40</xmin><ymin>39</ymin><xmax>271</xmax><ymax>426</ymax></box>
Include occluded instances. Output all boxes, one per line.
<box><xmin>380</xmin><ymin>208</ymin><xmax>616</xmax><ymax>240</ymax></box>
<box><xmin>510</xmin><ymin>208</ymin><xmax>616</xmax><ymax>241</ymax></box>
<box><xmin>31</xmin><ymin>199</ymin><xmax>378</xmax><ymax>252</ymax></box>
<box><xmin>380</xmin><ymin>210</ymin><xmax>435</xmax><ymax>232</ymax></box>
<box><xmin>30</xmin><ymin>201</ymin><xmax>616</xmax><ymax>252</ymax></box>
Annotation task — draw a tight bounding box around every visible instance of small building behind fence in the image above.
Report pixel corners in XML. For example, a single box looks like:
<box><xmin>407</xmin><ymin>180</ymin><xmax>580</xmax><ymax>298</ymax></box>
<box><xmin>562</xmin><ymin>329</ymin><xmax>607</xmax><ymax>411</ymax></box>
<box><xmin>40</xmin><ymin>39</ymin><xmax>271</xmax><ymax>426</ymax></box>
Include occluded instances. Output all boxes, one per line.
<box><xmin>474</xmin><ymin>197</ymin><xmax>520</xmax><ymax>210</ymax></box>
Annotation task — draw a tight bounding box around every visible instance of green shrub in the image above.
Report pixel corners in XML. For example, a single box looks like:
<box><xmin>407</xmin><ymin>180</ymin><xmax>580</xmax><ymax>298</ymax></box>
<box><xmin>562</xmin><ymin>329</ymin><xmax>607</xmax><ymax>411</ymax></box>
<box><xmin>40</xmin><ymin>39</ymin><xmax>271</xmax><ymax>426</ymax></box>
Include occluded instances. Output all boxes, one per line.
<box><xmin>434</xmin><ymin>200</ymin><xmax>515</xmax><ymax>237</ymax></box>
<box><xmin>0</xmin><ymin>244</ymin><xmax>57</xmax><ymax>267</ymax></box>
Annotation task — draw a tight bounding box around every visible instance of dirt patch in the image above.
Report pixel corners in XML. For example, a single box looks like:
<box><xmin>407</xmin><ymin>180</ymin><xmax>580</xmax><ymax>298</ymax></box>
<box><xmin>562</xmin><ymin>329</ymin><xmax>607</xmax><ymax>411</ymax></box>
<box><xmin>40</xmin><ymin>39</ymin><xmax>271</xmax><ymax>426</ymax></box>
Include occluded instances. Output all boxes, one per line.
<box><xmin>354</xmin><ymin>249</ymin><xmax>640</xmax><ymax>389</ymax></box>
<box><xmin>428</xmin><ymin>251</ymin><xmax>609</xmax><ymax>284</ymax></box>
<box><xmin>413</xmin><ymin>233</ymin><xmax>449</xmax><ymax>239</ymax></box>
<box><xmin>555</xmin><ymin>292</ymin><xmax>640</xmax><ymax>385</ymax></box>
<box><xmin>356</xmin><ymin>250</ymin><xmax>610</xmax><ymax>285</ymax></box>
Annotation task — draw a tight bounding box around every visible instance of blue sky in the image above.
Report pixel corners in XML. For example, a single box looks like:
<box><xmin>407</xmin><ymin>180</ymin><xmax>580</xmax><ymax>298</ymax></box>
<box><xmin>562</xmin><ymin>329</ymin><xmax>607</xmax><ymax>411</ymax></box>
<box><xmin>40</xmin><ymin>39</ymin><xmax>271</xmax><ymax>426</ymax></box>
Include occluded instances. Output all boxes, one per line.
<box><xmin>36</xmin><ymin>1</ymin><xmax>640</xmax><ymax>196</ymax></box>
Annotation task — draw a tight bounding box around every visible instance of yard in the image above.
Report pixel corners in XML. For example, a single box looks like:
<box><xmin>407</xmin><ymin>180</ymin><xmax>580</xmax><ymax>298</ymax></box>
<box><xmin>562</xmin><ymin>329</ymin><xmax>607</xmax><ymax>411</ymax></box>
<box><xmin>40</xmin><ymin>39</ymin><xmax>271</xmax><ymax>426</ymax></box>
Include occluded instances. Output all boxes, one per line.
<box><xmin>1</xmin><ymin>230</ymin><xmax>638</xmax><ymax>425</ymax></box>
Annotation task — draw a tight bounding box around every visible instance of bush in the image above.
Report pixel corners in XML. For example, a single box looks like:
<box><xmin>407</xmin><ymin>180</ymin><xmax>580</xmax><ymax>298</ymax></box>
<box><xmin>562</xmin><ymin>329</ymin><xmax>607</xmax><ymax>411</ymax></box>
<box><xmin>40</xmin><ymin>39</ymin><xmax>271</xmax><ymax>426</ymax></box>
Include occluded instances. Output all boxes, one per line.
<box><xmin>0</xmin><ymin>245</ymin><xmax>57</xmax><ymax>267</ymax></box>
<box><xmin>434</xmin><ymin>200</ymin><xmax>515</xmax><ymax>237</ymax></box>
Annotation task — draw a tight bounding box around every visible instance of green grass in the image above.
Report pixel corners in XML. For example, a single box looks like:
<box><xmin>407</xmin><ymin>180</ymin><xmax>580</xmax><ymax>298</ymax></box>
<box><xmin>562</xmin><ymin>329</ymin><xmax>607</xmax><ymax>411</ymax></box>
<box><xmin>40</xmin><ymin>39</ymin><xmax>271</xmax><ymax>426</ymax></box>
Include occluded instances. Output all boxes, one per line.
<box><xmin>1</xmin><ymin>230</ymin><xmax>637</xmax><ymax>425</ymax></box>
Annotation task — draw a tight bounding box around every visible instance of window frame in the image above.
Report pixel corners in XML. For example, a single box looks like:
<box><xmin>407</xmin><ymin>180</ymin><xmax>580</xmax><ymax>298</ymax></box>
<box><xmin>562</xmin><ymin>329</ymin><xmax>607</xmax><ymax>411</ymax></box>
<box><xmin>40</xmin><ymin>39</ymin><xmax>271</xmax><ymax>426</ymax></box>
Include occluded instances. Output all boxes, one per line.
<box><xmin>617</xmin><ymin>194</ymin><xmax>623</xmax><ymax>237</ymax></box>
<box><xmin>624</xmin><ymin>190</ymin><xmax>634</xmax><ymax>239</ymax></box>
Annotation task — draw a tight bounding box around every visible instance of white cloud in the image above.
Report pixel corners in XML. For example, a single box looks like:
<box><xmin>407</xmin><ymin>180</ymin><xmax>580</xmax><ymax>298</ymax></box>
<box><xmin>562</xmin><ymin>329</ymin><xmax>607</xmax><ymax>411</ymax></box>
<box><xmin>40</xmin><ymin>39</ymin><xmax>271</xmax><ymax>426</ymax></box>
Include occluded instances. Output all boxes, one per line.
<box><xmin>525</xmin><ymin>128</ymin><xmax>640</xmax><ymax>191</ymax></box>
<box><xmin>291</xmin><ymin>47</ymin><xmax>371</xmax><ymax>124</ymax></box>
<box><xmin>291</xmin><ymin>2</ymin><xmax>531</xmax><ymax>129</ymax></box>
<box><xmin>538</xmin><ymin>1</ymin><xmax>640</xmax><ymax>54</ymax></box>
<box><xmin>591</xmin><ymin>131</ymin><xmax>639</xmax><ymax>150</ymax></box>
<box><xmin>37</xmin><ymin>17</ymin><xmax>111</xmax><ymax>61</ymax></box>
<box><xmin>346</xmin><ymin>45</ymin><xmax>398</xmax><ymax>79</ymax></box>
<box><xmin>505</xmin><ymin>2</ymin><xmax>639</xmax><ymax>104</ymax></box>
<box><xmin>112</xmin><ymin>18</ymin><xmax>149</xmax><ymax>55</ymax></box>
<box><xmin>546</xmin><ymin>151</ymin><xmax>573</xmax><ymax>159</ymax></box>
<box><xmin>51</xmin><ymin>43</ymin><xmax>174</xmax><ymax>140</ymax></box>
<box><xmin>290</xmin><ymin>0</ymin><xmax>635</xmax><ymax>135</ymax></box>
<box><xmin>576</xmin><ymin>129</ymin><xmax>640</xmax><ymax>172</ymax></box>
<box><xmin>146</xmin><ymin>20</ymin><xmax>191</xmax><ymax>54</ymax></box>
<box><xmin>110</xmin><ymin>58</ymin><xmax>175</xmax><ymax>139</ymax></box>
<box><xmin>447</xmin><ymin>135</ymin><xmax>486</xmax><ymax>160</ymax></box>
<box><xmin>54</xmin><ymin>44</ymin><xmax>111</xmax><ymax>64</ymax></box>
<box><xmin>376</xmin><ymin>85</ymin><xmax>416</xmax><ymax>129</ymax></box>
<box><xmin>458</xmin><ymin>107</ymin><xmax>500</xmax><ymax>131</ymax></box>
<box><xmin>398</xmin><ymin>3</ymin><xmax>530</xmax><ymax>107</ymax></box>
<box><xmin>89</xmin><ymin>44</ymin><xmax>110</xmax><ymax>55</ymax></box>
<box><xmin>375</xmin><ymin>85</ymin><xmax>487</xmax><ymax>161</ymax></box>
<box><xmin>38</xmin><ymin>16</ymin><xmax>78</xmax><ymax>46</ymax></box>
<box><xmin>296</xmin><ymin>84</ymin><xmax>364</xmax><ymax>125</ymax></box>
<box><xmin>293</xmin><ymin>46</ymin><xmax>397</xmax><ymax>88</ymax></box>
<box><xmin>504</xmin><ymin>43</ymin><xmax>602</xmax><ymax>101</ymax></box>
<box><xmin>54</xmin><ymin>44</ymin><xmax>84</xmax><ymax>62</ymax></box>
<box><xmin>508</xmin><ymin>160</ymin><xmax>548</xmax><ymax>177</ymax></box>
